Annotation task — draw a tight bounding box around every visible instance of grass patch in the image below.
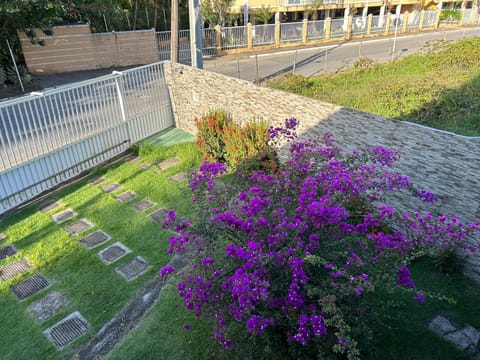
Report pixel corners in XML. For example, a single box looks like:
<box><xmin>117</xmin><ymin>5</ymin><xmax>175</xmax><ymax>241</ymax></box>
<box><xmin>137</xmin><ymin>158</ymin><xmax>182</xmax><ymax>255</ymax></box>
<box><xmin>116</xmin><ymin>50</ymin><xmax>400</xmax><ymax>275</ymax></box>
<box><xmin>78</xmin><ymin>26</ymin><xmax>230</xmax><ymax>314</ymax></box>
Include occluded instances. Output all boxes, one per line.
<box><xmin>107</xmin><ymin>255</ymin><xmax>480</xmax><ymax>360</ymax></box>
<box><xmin>269</xmin><ymin>37</ymin><xmax>480</xmax><ymax>136</ymax></box>
<box><xmin>0</xmin><ymin>140</ymin><xmax>201</xmax><ymax>359</ymax></box>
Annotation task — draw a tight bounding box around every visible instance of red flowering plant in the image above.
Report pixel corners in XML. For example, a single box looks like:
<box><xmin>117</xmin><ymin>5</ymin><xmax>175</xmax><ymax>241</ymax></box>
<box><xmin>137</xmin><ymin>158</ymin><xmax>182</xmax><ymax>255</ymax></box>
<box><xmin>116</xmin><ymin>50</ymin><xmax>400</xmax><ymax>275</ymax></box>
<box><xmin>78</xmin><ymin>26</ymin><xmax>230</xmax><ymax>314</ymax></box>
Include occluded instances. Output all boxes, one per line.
<box><xmin>162</xmin><ymin>118</ymin><xmax>480</xmax><ymax>359</ymax></box>
<box><xmin>194</xmin><ymin>110</ymin><xmax>274</xmax><ymax>171</ymax></box>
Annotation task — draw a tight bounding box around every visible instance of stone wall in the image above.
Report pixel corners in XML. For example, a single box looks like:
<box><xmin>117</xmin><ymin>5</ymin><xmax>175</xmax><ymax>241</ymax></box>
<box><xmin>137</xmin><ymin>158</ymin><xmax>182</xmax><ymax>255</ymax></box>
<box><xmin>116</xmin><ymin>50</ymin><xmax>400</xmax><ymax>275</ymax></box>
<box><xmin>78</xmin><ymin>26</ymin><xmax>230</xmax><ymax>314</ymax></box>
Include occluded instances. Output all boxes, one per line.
<box><xmin>19</xmin><ymin>26</ymin><xmax>159</xmax><ymax>74</ymax></box>
<box><xmin>165</xmin><ymin>62</ymin><xmax>480</xmax><ymax>280</ymax></box>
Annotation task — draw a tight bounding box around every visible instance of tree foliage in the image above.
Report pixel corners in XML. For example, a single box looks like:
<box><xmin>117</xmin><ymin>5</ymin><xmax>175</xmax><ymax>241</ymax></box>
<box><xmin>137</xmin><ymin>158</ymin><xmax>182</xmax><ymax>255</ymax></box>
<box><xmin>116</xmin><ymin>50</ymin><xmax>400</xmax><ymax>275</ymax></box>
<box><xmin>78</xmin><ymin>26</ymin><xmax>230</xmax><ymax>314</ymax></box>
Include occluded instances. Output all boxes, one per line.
<box><xmin>201</xmin><ymin>0</ymin><xmax>235</xmax><ymax>27</ymax></box>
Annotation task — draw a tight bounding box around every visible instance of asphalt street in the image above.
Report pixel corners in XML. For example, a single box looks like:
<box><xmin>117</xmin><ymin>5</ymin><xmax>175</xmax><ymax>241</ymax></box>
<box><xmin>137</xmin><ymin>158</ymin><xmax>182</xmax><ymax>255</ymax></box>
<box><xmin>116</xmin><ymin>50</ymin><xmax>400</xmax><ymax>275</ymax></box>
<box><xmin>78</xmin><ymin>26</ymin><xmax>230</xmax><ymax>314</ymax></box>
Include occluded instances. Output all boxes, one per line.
<box><xmin>203</xmin><ymin>27</ymin><xmax>480</xmax><ymax>82</ymax></box>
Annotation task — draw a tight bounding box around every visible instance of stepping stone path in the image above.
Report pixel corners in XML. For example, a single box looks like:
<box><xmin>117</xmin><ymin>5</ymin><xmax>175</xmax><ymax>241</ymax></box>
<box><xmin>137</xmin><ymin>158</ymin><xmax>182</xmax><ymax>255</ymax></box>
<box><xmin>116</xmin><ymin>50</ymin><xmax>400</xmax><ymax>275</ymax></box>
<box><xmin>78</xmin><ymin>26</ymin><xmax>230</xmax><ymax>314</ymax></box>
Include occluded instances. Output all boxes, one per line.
<box><xmin>170</xmin><ymin>173</ymin><xmax>188</xmax><ymax>183</ymax></box>
<box><xmin>10</xmin><ymin>273</ymin><xmax>50</xmax><ymax>301</ymax></box>
<box><xmin>101</xmin><ymin>183</ymin><xmax>122</xmax><ymax>193</ymax></box>
<box><xmin>429</xmin><ymin>315</ymin><xmax>480</xmax><ymax>356</ymax></box>
<box><xmin>79</xmin><ymin>230</ymin><xmax>111</xmax><ymax>249</ymax></box>
<box><xmin>51</xmin><ymin>209</ymin><xmax>77</xmax><ymax>224</ymax></box>
<box><xmin>28</xmin><ymin>291</ymin><xmax>68</xmax><ymax>323</ymax></box>
<box><xmin>115</xmin><ymin>191</ymin><xmax>137</xmax><ymax>203</ymax></box>
<box><xmin>116</xmin><ymin>256</ymin><xmax>148</xmax><ymax>281</ymax></box>
<box><xmin>98</xmin><ymin>242</ymin><xmax>131</xmax><ymax>264</ymax></box>
<box><xmin>157</xmin><ymin>158</ymin><xmax>180</xmax><ymax>171</ymax></box>
<box><xmin>0</xmin><ymin>233</ymin><xmax>6</xmax><ymax>243</ymax></box>
<box><xmin>131</xmin><ymin>199</ymin><xmax>155</xmax><ymax>212</ymax></box>
<box><xmin>38</xmin><ymin>198</ymin><xmax>62</xmax><ymax>213</ymax></box>
<box><xmin>148</xmin><ymin>208</ymin><xmax>169</xmax><ymax>224</ymax></box>
<box><xmin>0</xmin><ymin>244</ymin><xmax>17</xmax><ymax>261</ymax></box>
<box><xmin>139</xmin><ymin>163</ymin><xmax>152</xmax><ymax>170</ymax></box>
<box><xmin>64</xmin><ymin>219</ymin><xmax>94</xmax><ymax>236</ymax></box>
<box><xmin>43</xmin><ymin>311</ymin><xmax>90</xmax><ymax>349</ymax></box>
<box><xmin>0</xmin><ymin>258</ymin><xmax>33</xmax><ymax>281</ymax></box>
<box><xmin>89</xmin><ymin>177</ymin><xmax>107</xmax><ymax>186</ymax></box>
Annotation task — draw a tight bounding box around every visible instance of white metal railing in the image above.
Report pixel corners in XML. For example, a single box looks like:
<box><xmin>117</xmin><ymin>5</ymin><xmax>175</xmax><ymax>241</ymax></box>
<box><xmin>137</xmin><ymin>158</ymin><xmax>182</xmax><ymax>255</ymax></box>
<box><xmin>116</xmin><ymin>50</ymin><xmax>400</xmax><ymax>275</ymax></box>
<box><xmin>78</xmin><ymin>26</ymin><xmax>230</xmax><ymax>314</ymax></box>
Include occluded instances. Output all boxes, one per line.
<box><xmin>280</xmin><ymin>22</ymin><xmax>303</xmax><ymax>43</ymax></box>
<box><xmin>156</xmin><ymin>29</ymin><xmax>217</xmax><ymax>61</ymax></box>
<box><xmin>0</xmin><ymin>62</ymin><xmax>174</xmax><ymax>214</ymax></box>
<box><xmin>423</xmin><ymin>10</ymin><xmax>438</xmax><ymax>27</ymax></box>
<box><xmin>253</xmin><ymin>24</ymin><xmax>276</xmax><ymax>46</ymax></box>
<box><xmin>307</xmin><ymin>20</ymin><xmax>326</xmax><ymax>40</ymax></box>
<box><xmin>222</xmin><ymin>26</ymin><xmax>248</xmax><ymax>49</ymax></box>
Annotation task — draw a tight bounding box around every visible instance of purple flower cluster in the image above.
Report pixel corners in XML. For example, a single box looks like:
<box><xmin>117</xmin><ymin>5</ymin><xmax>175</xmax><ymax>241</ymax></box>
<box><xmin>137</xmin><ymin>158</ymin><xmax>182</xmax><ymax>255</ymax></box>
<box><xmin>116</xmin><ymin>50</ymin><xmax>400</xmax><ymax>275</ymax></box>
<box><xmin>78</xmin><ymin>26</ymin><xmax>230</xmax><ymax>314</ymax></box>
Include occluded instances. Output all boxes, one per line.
<box><xmin>161</xmin><ymin>120</ymin><xmax>480</xmax><ymax>357</ymax></box>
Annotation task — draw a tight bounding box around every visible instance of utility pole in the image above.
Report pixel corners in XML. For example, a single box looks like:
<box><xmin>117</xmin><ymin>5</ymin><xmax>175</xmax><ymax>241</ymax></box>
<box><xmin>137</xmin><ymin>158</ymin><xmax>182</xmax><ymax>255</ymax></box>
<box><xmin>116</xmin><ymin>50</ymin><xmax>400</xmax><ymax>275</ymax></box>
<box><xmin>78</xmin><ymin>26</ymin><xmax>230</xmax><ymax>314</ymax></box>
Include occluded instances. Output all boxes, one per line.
<box><xmin>171</xmin><ymin>0</ymin><xmax>179</xmax><ymax>62</ymax></box>
<box><xmin>189</xmin><ymin>0</ymin><xmax>203</xmax><ymax>68</ymax></box>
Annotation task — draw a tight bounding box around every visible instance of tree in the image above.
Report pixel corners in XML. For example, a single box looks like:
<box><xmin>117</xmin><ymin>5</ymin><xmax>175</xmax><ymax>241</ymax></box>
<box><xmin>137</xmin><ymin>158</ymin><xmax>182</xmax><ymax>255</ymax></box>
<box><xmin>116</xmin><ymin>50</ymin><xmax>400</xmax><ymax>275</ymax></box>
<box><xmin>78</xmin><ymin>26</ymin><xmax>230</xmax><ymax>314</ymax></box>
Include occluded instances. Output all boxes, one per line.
<box><xmin>0</xmin><ymin>0</ymin><xmax>67</xmax><ymax>68</ymax></box>
<box><xmin>253</xmin><ymin>5</ymin><xmax>274</xmax><ymax>25</ymax></box>
<box><xmin>306</xmin><ymin>0</ymin><xmax>323</xmax><ymax>21</ymax></box>
<box><xmin>201</xmin><ymin>0</ymin><xmax>235</xmax><ymax>27</ymax></box>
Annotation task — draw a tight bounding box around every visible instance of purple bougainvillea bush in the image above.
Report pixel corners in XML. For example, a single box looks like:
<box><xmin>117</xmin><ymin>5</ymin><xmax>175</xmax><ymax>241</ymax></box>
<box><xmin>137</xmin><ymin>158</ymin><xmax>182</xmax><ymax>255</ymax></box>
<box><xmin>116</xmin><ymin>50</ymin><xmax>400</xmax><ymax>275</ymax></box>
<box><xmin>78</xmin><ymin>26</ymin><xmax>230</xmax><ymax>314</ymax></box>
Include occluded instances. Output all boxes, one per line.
<box><xmin>162</xmin><ymin>118</ymin><xmax>480</xmax><ymax>359</ymax></box>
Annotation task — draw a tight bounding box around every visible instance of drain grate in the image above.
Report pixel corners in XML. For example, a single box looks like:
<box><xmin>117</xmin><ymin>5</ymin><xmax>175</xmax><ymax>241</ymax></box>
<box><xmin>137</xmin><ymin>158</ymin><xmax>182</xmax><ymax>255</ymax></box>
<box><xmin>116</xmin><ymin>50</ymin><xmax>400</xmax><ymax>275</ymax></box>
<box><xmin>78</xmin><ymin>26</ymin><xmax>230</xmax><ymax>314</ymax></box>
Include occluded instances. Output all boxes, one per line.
<box><xmin>114</xmin><ymin>191</ymin><xmax>137</xmax><ymax>203</ymax></box>
<box><xmin>170</xmin><ymin>173</ymin><xmax>188</xmax><ymax>183</ymax></box>
<box><xmin>89</xmin><ymin>176</ymin><xmax>107</xmax><ymax>186</ymax></box>
<box><xmin>101</xmin><ymin>183</ymin><xmax>122</xmax><ymax>193</ymax></box>
<box><xmin>0</xmin><ymin>245</ymin><xmax>17</xmax><ymax>261</ymax></box>
<box><xmin>157</xmin><ymin>158</ymin><xmax>180</xmax><ymax>171</ymax></box>
<box><xmin>43</xmin><ymin>311</ymin><xmax>90</xmax><ymax>349</ymax></box>
<box><xmin>148</xmin><ymin>208</ymin><xmax>169</xmax><ymax>224</ymax></box>
<box><xmin>0</xmin><ymin>258</ymin><xmax>33</xmax><ymax>281</ymax></box>
<box><xmin>0</xmin><ymin>233</ymin><xmax>6</xmax><ymax>243</ymax></box>
<box><xmin>79</xmin><ymin>230</ymin><xmax>111</xmax><ymax>249</ymax></box>
<box><xmin>64</xmin><ymin>219</ymin><xmax>94</xmax><ymax>236</ymax></box>
<box><xmin>51</xmin><ymin>209</ymin><xmax>77</xmax><ymax>224</ymax></box>
<box><xmin>28</xmin><ymin>291</ymin><xmax>68</xmax><ymax>323</ymax></box>
<box><xmin>38</xmin><ymin>198</ymin><xmax>62</xmax><ymax>213</ymax></box>
<box><xmin>131</xmin><ymin>199</ymin><xmax>155</xmax><ymax>212</ymax></box>
<box><xmin>10</xmin><ymin>273</ymin><xmax>50</xmax><ymax>301</ymax></box>
<box><xmin>98</xmin><ymin>242</ymin><xmax>131</xmax><ymax>264</ymax></box>
<box><xmin>116</xmin><ymin>256</ymin><xmax>148</xmax><ymax>281</ymax></box>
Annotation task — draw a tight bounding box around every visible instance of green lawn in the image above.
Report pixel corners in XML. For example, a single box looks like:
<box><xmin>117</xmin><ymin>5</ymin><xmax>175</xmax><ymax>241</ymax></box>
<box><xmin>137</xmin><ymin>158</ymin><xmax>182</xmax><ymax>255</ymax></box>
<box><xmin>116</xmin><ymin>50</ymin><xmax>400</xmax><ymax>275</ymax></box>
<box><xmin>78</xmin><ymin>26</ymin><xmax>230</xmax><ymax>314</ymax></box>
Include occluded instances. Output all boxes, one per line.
<box><xmin>0</xmin><ymin>137</ymin><xmax>201</xmax><ymax>359</ymax></box>
<box><xmin>269</xmin><ymin>37</ymin><xmax>480</xmax><ymax>136</ymax></box>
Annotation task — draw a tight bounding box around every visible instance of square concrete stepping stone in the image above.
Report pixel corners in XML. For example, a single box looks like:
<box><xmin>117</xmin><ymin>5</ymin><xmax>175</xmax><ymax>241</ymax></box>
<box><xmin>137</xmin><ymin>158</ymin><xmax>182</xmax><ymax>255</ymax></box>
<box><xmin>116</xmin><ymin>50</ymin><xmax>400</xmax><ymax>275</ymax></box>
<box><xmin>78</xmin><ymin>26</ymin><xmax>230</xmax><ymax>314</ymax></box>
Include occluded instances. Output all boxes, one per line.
<box><xmin>97</xmin><ymin>242</ymin><xmax>132</xmax><ymax>264</ymax></box>
<box><xmin>170</xmin><ymin>173</ymin><xmax>188</xmax><ymax>183</ymax></box>
<box><xmin>157</xmin><ymin>158</ymin><xmax>180</xmax><ymax>171</ymax></box>
<box><xmin>28</xmin><ymin>291</ymin><xmax>68</xmax><ymax>323</ymax></box>
<box><xmin>43</xmin><ymin>311</ymin><xmax>90</xmax><ymax>349</ymax></box>
<box><xmin>79</xmin><ymin>230</ymin><xmax>111</xmax><ymax>249</ymax></box>
<box><xmin>10</xmin><ymin>273</ymin><xmax>50</xmax><ymax>301</ymax></box>
<box><xmin>114</xmin><ymin>191</ymin><xmax>137</xmax><ymax>203</ymax></box>
<box><xmin>0</xmin><ymin>258</ymin><xmax>33</xmax><ymax>281</ymax></box>
<box><xmin>139</xmin><ymin>163</ymin><xmax>152</xmax><ymax>170</ymax></box>
<box><xmin>131</xmin><ymin>199</ymin><xmax>156</xmax><ymax>212</ymax></box>
<box><xmin>51</xmin><ymin>208</ymin><xmax>77</xmax><ymax>224</ymax></box>
<box><xmin>89</xmin><ymin>176</ymin><xmax>107</xmax><ymax>186</ymax></box>
<box><xmin>64</xmin><ymin>219</ymin><xmax>94</xmax><ymax>236</ymax></box>
<box><xmin>0</xmin><ymin>233</ymin><xmax>6</xmax><ymax>243</ymax></box>
<box><xmin>149</xmin><ymin>208</ymin><xmax>169</xmax><ymax>224</ymax></box>
<box><xmin>116</xmin><ymin>256</ymin><xmax>148</xmax><ymax>281</ymax></box>
<box><xmin>101</xmin><ymin>183</ymin><xmax>122</xmax><ymax>193</ymax></box>
<box><xmin>0</xmin><ymin>244</ymin><xmax>17</xmax><ymax>261</ymax></box>
<box><xmin>38</xmin><ymin>198</ymin><xmax>62</xmax><ymax>213</ymax></box>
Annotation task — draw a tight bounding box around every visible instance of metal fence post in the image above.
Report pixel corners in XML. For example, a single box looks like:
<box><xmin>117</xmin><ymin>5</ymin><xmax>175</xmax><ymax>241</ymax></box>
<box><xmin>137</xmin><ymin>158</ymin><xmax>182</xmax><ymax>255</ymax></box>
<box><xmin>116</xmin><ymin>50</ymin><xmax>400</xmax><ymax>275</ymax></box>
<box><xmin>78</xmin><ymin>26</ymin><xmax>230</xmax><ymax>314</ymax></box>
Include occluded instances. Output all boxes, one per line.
<box><xmin>112</xmin><ymin>71</ymin><xmax>131</xmax><ymax>145</ymax></box>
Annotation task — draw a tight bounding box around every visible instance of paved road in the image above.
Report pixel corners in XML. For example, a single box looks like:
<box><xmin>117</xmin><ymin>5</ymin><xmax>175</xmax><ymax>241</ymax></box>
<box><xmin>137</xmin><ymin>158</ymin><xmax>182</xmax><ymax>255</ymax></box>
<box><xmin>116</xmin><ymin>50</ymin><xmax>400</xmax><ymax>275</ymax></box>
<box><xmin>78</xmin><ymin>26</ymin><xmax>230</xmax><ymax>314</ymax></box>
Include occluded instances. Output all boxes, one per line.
<box><xmin>203</xmin><ymin>27</ymin><xmax>480</xmax><ymax>82</ymax></box>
